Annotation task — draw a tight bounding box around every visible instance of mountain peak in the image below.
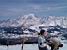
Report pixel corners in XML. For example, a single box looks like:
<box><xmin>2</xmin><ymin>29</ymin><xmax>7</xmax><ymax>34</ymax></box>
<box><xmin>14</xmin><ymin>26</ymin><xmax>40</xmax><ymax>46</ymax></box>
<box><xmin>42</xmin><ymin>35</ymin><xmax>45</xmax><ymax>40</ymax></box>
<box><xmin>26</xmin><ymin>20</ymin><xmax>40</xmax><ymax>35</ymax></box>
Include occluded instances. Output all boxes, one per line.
<box><xmin>17</xmin><ymin>14</ymin><xmax>41</xmax><ymax>27</ymax></box>
<box><xmin>23</xmin><ymin>14</ymin><xmax>36</xmax><ymax>20</ymax></box>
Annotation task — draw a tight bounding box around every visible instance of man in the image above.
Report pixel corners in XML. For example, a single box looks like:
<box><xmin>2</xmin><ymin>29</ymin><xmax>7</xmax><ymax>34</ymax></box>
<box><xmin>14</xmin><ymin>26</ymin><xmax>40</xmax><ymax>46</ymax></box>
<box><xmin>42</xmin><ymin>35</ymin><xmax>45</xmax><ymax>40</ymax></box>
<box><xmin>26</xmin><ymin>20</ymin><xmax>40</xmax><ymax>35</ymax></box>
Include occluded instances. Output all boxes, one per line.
<box><xmin>47</xmin><ymin>36</ymin><xmax>63</xmax><ymax>50</ymax></box>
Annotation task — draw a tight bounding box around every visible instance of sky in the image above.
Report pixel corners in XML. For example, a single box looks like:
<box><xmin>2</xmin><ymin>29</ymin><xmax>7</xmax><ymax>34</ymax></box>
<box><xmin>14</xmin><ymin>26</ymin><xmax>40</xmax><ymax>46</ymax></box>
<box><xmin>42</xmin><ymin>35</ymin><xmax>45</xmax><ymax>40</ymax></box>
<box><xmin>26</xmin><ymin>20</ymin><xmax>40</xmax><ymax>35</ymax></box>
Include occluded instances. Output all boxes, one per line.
<box><xmin>0</xmin><ymin>0</ymin><xmax>67</xmax><ymax>20</ymax></box>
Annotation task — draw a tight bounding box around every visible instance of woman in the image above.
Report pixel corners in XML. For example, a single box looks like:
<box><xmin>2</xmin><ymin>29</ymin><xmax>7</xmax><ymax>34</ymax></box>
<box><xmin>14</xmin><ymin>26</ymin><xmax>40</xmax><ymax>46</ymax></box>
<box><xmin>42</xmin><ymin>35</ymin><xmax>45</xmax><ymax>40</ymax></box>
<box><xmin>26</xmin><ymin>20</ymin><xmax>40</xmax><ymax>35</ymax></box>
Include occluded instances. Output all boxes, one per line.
<box><xmin>38</xmin><ymin>29</ymin><xmax>48</xmax><ymax>50</ymax></box>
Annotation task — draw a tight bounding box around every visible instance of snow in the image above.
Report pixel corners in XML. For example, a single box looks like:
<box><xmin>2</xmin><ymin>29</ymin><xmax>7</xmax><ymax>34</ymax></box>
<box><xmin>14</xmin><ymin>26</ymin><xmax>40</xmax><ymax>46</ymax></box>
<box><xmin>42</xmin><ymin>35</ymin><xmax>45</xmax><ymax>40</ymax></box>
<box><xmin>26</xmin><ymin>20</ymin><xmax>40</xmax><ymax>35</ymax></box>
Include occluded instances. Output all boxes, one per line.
<box><xmin>19</xmin><ymin>34</ymin><xmax>38</xmax><ymax>37</ymax></box>
<box><xmin>29</xmin><ymin>26</ymin><xmax>40</xmax><ymax>32</ymax></box>
<box><xmin>0</xmin><ymin>42</ymin><xmax>67</xmax><ymax>50</ymax></box>
<box><xmin>0</xmin><ymin>44</ymin><xmax>22</xmax><ymax>50</ymax></box>
<box><xmin>23</xmin><ymin>30</ymin><xmax>30</xmax><ymax>34</ymax></box>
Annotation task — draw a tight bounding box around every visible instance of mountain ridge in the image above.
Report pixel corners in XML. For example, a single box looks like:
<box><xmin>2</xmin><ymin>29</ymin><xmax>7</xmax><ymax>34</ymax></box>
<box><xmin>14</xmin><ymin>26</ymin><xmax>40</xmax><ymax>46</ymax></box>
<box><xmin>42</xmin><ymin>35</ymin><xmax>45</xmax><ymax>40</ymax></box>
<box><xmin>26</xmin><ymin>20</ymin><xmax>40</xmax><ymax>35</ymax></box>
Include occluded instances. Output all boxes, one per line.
<box><xmin>0</xmin><ymin>14</ymin><xmax>67</xmax><ymax>28</ymax></box>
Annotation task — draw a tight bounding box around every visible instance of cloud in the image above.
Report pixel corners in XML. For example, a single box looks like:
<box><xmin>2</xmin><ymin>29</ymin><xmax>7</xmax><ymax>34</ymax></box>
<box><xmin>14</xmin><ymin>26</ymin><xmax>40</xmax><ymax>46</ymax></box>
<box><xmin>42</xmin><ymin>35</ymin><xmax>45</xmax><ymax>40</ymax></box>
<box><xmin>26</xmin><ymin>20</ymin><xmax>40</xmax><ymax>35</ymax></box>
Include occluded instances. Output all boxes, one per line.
<box><xmin>0</xmin><ymin>0</ymin><xmax>67</xmax><ymax>20</ymax></box>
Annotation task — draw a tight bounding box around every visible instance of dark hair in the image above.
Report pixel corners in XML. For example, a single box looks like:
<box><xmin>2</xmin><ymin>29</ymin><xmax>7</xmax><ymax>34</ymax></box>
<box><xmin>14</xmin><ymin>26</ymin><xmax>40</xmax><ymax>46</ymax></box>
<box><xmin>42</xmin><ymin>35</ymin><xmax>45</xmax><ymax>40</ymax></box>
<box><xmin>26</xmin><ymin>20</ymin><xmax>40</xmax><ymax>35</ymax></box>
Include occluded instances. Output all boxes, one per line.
<box><xmin>39</xmin><ymin>29</ymin><xmax>45</xmax><ymax>35</ymax></box>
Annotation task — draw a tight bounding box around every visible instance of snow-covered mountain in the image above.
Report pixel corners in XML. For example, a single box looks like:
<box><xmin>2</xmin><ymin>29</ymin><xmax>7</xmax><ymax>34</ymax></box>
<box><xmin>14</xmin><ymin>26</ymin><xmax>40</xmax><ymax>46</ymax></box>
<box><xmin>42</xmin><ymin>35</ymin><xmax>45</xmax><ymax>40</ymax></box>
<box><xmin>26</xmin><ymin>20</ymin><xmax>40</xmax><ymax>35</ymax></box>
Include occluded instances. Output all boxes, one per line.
<box><xmin>0</xmin><ymin>14</ymin><xmax>67</xmax><ymax>28</ymax></box>
<box><xmin>0</xmin><ymin>14</ymin><xmax>67</xmax><ymax>40</ymax></box>
<box><xmin>0</xmin><ymin>14</ymin><xmax>42</xmax><ymax>27</ymax></box>
<box><xmin>16</xmin><ymin>14</ymin><xmax>42</xmax><ymax>28</ymax></box>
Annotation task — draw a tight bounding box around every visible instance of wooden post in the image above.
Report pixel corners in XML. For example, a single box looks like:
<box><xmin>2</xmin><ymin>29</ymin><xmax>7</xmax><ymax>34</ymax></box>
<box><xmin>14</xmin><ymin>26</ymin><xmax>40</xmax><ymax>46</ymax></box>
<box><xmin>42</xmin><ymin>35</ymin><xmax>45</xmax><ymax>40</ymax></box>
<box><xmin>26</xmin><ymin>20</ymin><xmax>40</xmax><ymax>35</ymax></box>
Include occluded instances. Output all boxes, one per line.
<box><xmin>21</xmin><ymin>37</ymin><xmax>28</xmax><ymax>50</ymax></box>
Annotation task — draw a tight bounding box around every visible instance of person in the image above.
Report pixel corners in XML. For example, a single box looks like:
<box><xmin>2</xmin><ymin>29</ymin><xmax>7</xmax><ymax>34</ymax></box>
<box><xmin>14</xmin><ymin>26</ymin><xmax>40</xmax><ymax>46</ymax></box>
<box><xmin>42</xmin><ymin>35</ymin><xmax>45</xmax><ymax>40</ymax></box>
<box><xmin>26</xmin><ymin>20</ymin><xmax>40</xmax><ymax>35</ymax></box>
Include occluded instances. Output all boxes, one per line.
<box><xmin>38</xmin><ymin>29</ymin><xmax>48</xmax><ymax>50</ymax></box>
<box><xmin>47</xmin><ymin>35</ymin><xmax>63</xmax><ymax>50</ymax></box>
<box><xmin>38</xmin><ymin>29</ymin><xmax>63</xmax><ymax>50</ymax></box>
